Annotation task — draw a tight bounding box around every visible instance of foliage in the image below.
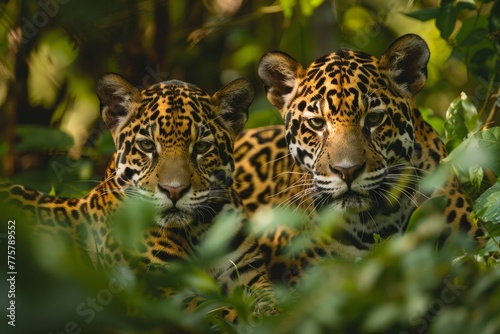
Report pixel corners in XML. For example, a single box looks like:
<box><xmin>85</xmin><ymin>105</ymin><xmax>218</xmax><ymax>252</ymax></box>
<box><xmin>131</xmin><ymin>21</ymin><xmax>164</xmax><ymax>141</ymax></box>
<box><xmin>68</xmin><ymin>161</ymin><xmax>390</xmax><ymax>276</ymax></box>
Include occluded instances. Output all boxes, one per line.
<box><xmin>406</xmin><ymin>0</ymin><xmax>500</xmax><ymax>119</ymax></box>
<box><xmin>1</xmin><ymin>1</ymin><xmax>500</xmax><ymax>334</ymax></box>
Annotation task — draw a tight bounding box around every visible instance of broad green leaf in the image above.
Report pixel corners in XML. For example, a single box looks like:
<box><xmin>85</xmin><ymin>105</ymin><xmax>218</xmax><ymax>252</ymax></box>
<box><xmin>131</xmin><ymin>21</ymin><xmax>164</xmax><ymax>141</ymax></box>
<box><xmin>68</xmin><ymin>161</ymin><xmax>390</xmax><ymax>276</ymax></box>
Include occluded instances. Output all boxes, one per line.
<box><xmin>473</xmin><ymin>181</ymin><xmax>500</xmax><ymax>223</ymax></box>
<box><xmin>404</xmin><ymin>8</ymin><xmax>439</xmax><ymax>21</ymax></box>
<box><xmin>443</xmin><ymin>127</ymin><xmax>500</xmax><ymax>173</ymax></box>
<box><xmin>461</xmin><ymin>94</ymin><xmax>482</xmax><ymax>133</ymax></box>
<box><xmin>436</xmin><ymin>0</ymin><xmax>458</xmax><ymax>40</ymax></box>
<box><xmin>482</xmin><ymin>221</ymin><xmax>500</xmax><ymax>238</ymax></box>
<box><xmin>15</xmin><ymin>125</ymin><xmax>74</xmax><ymax>153</ymax></box>
<box><xmin>469</xmin><ymin>164</ymin><xmax>484</xmax><ymax>192</ymax></box>
<box><xmin>444</xmin><ymin>92</ymin><xmax>482</xmax><ymax>152</ymax></box>
<box><xmin>444</xmin><ymin>96</ymin><xmax>468</xmax><ymax>151</ymax></box>
<box><xmin>480</xmin><ymin>237</ymin><xmax>500</xmax><ymax>255</ymax></box>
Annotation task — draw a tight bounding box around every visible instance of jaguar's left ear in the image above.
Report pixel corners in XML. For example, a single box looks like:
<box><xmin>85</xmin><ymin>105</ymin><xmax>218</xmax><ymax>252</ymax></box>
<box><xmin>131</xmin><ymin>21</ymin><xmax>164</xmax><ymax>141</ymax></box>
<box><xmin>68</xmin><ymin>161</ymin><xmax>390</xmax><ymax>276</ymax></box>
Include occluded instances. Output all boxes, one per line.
<box><xmin>379</xmin><ymin>34</ymin><xmax>430</xmax><ymax>98</ymax></box>
<box><xmin>96</xmin><ymin>73</ymin><xmax>141</xmax><ymax>135</ymax></box>
<box><xmin>213</xmin><ymin>78</ymin><xmax>253</xmax><ymax>135</ymax></box>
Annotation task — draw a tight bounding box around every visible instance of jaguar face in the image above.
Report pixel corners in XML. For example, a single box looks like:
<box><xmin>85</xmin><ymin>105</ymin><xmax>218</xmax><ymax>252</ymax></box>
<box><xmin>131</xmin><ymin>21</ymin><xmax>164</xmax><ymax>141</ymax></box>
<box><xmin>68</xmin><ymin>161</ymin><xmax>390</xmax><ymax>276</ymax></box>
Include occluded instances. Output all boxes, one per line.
<box><xmin>258</xmin><ymin>34</ymin><xmax>430</xmax><ymax>216</ymax></box>
<box><xmin>97</xmin><ymin>74</ymin><xmax>253</xmax><ymax>226</ymax></box>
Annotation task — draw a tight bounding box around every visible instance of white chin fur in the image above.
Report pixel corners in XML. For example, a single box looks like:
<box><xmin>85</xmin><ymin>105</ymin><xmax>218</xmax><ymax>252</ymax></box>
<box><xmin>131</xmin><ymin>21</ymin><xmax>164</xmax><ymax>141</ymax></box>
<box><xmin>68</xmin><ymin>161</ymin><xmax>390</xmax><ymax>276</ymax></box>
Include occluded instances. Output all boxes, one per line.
<box><xmin>155</xmin><ymin>212</ymin><xmax>192</xmax><ymax>227</ymax></box>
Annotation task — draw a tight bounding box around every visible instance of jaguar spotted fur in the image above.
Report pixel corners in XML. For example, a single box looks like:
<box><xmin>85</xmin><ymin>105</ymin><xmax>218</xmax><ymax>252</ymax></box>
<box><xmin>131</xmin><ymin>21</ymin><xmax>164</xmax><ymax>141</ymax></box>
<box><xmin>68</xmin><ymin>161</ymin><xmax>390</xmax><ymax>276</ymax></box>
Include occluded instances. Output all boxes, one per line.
<box><xmin>234</xmin><ymin>34</ymin><xmax>478</xmax><ymax>284</ymax></box>
<box><xmin>1</xmin><ymin>73</ymin><xmax>273</xmax><ymax>317</ymax></box>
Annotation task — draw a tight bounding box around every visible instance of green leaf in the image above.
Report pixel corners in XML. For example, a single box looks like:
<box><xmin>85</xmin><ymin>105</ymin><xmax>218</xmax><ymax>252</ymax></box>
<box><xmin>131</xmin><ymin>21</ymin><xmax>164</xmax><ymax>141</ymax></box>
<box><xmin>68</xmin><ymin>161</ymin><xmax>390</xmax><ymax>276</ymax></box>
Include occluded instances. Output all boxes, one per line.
<box><xmin>482</xmin><ymin>221</ymin><xmax>500</xmax><ymax>238</ymax></box>
<box><xmin>458</xmin><ymin>28</ymin><xmax>489</xmax><ymax>47</ymax></box>
<box><xmin>461</xmin><ymin>95</ymin><xmax>482</xmax><ymax>133</ymax></box>
<box><xmin>111</xmin><ymin>198</ymin><xmax>157</xmax><ymax>251</ymax></box>
<box><xmin>436</xmin><ymin>0</ymin><xmax>458</xmax><ymax>40</ymax></box>
<box><xmin>470</xmin><ymin>48</ymin><xmax>495</xmax><ymax>65</ymax></box>
<box><xmin>407</xmin><ymin>195</ymin><xmax>447</xmax><ymax>232</ymax></box>
<box><xmin>473</xmin><ymin>181</ymin><xmax>500</xmax><ymax>223</ymax></box>
<box><xmin>197</xmin><ymin>209</ymin><xmax>245</xmax><ymax>265</ymax></box>
<box><xmin>480</xmin><ymin>236</ymin><xmax>500</xmax><ymax>255</ymax></box>
<box><xmin>444</xmin><ymin>92</ymin><xmax>482</xmax><ymax>152</ymax></box>
<box><xmin>444</xmin><ymin>96</ymin><xmax>468</xmax><ymax>151</ymax></box>
<box><xmin>404</xmin><ymin>8</ymin><xmax>439</xmax><ymax>21</ymax></box>
<box><xmin>469</xmin><ymin>164</ymin><xmax>484</xmax><ymax>192</ymax></box>
<box><xmin>15</xmin><ymin>125</ymin><xmax>74</xmax><ymax>153</ymax></box>
<box><xmin>443</xmin><ymin>127</ymin><xmax>500</xmax><ymax>176</ymax></box>
<box><xmin>434</xmin><ymin>0</ymin><xmax>475</xmax><ymax>40</ymax></box>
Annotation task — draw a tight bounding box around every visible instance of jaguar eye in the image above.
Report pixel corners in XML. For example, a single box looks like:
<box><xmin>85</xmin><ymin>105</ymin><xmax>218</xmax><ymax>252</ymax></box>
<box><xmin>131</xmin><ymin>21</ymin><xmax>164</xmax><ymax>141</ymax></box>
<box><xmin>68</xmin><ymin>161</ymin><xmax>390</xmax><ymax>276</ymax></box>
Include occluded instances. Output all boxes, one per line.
<box><xmin>307</xmin><ymin>117</ymin><xmax>325</xmax><ymax>130</ymax></box>
<box><xmin>364</xmin><ymin>112</ymin><xmax>386</xmax><ymax>128</ymax></box>
<box><xmin>138</xmin><ymin>139</ymin><xmax>156</xmax><ymax>153</ymax></box>
<box><xmin>193</xmin><ymin>141</ymin><xmax>211</xmax><ymax>154</ymax></box>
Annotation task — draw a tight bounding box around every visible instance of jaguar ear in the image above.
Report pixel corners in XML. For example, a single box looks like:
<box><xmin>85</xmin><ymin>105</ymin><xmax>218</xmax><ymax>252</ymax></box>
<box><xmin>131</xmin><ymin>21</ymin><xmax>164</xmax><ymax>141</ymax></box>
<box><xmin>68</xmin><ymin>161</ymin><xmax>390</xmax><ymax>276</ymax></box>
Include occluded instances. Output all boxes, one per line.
<box><xmin>258</xmin><ymin>51</ymin><xmax>305</xmax><ymax>111</ymax></box>
<box><xmin>96</xmin><ymin>73</ymin><xmax>141</xmax><ymax>134</ymax></box>
<box><xmin>379</xmin><ymin>34</ymin><xmax>430</xmax><ymax>98</ymax></box>
<box><xmin>213</xmin><ymin>78</ymin><xmax>253</xmax><ymax>136</ymax></box>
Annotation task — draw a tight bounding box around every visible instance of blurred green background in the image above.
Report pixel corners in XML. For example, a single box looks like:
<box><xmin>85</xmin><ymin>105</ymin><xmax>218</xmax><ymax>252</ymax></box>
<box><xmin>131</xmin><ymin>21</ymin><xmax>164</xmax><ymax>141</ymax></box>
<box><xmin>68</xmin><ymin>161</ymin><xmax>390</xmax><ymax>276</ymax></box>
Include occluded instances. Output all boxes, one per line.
<box><xmin>0</xmin><ymin>0</ymin><xmax>498</xmax><ymax>195</ymax></box>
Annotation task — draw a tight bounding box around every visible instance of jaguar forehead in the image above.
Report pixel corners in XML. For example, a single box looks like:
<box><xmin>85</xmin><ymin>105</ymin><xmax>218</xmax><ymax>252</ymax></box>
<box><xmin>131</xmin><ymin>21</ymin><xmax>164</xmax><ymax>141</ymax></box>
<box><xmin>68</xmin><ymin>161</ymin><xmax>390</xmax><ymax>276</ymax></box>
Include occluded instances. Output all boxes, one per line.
<box><xmin>137</xmin><ymin>81</ymin><xmax>214</xmax><ymax>144</ymax></box>
<box><xmin>298</xmin><ymin>49</ymin><xmax>381</xmax><ymax>123</ymax></box>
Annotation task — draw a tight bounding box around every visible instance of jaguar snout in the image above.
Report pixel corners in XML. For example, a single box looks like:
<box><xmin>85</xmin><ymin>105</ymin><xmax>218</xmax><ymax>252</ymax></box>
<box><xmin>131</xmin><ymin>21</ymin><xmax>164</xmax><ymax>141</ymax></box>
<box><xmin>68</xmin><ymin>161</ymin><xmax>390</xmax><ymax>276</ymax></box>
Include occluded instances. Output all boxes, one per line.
<box><xmin>329</xmin><ymin>163</ymin><xmax>366</xmax><ymax>188</ymax></box>
<box><xmin>158</xmin><ymin>183</ymin><xmax>191</xmax><ymax>205</ymax></box>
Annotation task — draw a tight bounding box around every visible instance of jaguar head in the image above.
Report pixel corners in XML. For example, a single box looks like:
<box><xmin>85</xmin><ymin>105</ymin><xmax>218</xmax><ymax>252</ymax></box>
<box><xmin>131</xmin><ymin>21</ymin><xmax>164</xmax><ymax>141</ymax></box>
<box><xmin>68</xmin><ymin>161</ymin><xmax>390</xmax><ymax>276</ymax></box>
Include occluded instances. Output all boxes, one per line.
<box><xmin>96</xmin><ymin>74</ymin><xmax>253</xmax><ymax>226</ymax></box>
<box><xmin>258</xmin><ymin>34</ymin><xmax>430</xmax><ymax>215</ymax></box>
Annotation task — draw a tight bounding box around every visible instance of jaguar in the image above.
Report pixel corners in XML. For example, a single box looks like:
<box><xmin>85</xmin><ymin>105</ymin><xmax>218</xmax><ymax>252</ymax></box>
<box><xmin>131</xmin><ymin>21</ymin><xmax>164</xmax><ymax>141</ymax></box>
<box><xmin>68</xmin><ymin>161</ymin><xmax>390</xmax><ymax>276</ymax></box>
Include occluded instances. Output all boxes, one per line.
<box><xmin>234</xmin><ymin>34</ymin><xmax>479</xmax><ymax>284</ymax></box>
<box><xmin>1</xmin><ymin>73</ymin><xmax>273</xmax><ymax>317</ymax></box>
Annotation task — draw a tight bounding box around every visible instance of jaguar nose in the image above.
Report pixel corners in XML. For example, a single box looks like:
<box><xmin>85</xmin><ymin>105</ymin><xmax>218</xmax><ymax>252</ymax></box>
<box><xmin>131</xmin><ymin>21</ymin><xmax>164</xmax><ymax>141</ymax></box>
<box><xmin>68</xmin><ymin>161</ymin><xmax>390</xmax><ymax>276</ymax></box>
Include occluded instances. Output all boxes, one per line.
<box><xmin>330</xmin><ymin>163</ymin><xmax>365</xmax><ymax>187</ymax></box>
<box><xmin>158</xmin><ymin>184</ymin><xmax>190</xmax><ymax>204</ymax></box>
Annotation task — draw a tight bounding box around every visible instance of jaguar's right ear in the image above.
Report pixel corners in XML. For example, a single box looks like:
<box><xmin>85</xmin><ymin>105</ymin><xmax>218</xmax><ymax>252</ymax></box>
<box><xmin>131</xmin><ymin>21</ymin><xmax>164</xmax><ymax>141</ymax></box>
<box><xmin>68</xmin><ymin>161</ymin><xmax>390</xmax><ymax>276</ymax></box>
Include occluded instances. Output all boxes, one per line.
<box><xmin>96</xmin><ymin>73</ymin><xmax>141</xmax><ymax>134</ymax></box>
<box><xmin>258</xmin><ymin>51</ymin><xmax>305</xmax><ymax>111</ymax></box>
